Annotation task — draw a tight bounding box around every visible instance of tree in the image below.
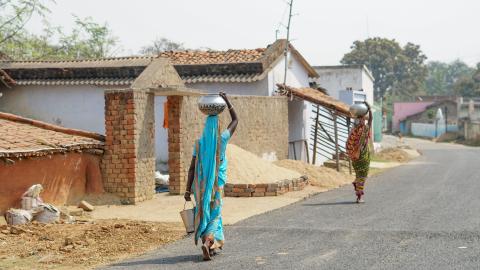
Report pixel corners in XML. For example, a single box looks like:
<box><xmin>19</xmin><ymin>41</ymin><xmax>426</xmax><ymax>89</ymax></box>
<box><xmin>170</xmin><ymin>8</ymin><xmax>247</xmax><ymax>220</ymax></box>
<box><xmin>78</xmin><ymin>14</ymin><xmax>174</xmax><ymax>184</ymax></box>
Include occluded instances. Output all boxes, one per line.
<box><xmin>139</xmin><ymin>37</ymin><xmax>185</xmax><ymax>55</ymax></box>
<box><xmin>453</xmin><ymin>63</ymin><xmax>480</xmax><ymax>97</ymax></box>
<box><xmin>425</xmin><ymin>60</ymin><xmax>474</xmax><ymax>96</ymax></box>
<box><xmin>341</xmin><ymin>37</ymin><xmax>428</xmax><ymax>100</ymax></box>
<box><xmin>0</xmin><ymin>0</ymin><xmax>51</xmax><ymax>45</ymax></box>
<box><xmin>0</xmin><ymin>16</ymin><xmax>118</xmax><ymax>60</ymax></box>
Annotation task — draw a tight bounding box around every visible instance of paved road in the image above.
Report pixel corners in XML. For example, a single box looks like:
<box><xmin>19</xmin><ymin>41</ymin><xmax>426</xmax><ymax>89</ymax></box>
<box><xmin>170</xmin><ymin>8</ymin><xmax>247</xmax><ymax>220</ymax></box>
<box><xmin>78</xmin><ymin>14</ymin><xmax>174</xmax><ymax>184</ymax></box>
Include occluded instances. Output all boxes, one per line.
<box><xmin>105</xmin><ymin>139</ymin><xmax>480</xmax><ymax>270</ymax></box>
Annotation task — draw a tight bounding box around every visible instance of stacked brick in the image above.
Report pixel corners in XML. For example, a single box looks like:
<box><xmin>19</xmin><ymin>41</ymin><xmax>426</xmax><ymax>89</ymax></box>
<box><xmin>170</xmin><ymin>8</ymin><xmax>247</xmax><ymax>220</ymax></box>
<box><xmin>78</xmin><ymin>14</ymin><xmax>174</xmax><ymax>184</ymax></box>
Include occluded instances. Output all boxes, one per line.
<box><xmin>167</xmin><ymin>95</ymin><xmax>289</xmax><ymax>195</ymax></box>
<box><xmin>102</xmin><ymin>89</ymin><xmax>155</xmax><ymax>204</ymax></box>
<box><xmin>224</xmin><ymin>176</ymin><xmax>309</xmax><ymax>197</ymax></box>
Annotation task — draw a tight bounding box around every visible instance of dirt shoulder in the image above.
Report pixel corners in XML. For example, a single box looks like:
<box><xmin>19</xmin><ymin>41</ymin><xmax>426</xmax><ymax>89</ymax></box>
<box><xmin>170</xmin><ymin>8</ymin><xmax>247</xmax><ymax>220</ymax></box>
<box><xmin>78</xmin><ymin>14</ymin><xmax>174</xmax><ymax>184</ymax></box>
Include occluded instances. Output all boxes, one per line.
<box><xmin>0</xmin><ymin>220</ymin><xmax>184</xmax><ymax>270</ymax></box>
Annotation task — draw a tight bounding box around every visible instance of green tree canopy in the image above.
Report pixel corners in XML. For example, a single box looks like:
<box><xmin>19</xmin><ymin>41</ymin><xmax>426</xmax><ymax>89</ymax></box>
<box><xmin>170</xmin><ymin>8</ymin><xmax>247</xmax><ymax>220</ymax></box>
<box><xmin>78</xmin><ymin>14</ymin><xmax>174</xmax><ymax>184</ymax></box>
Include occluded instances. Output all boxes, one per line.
<box><xmin>453</xmin><ymin>63</ymin><xmax>480</xmax><ymax>97</ymax></box>
<box><xmin>0</xmin><ymin>1</ymin><xmax>118</xmax><ymax>60</ymax></box>
<box><xmin>0</xmin><ymin>0</ymin><xmax>51</xmax><ymax>45</ymax></box>
<box><xmin>425</xmin><ymin>60</ymin><xmax>474</xmax><ymax>96</ymax></box>
<box><xmin>341</xmin><ymin>37</ymin><xmax>428</xmax><ymax>100</ymax></box>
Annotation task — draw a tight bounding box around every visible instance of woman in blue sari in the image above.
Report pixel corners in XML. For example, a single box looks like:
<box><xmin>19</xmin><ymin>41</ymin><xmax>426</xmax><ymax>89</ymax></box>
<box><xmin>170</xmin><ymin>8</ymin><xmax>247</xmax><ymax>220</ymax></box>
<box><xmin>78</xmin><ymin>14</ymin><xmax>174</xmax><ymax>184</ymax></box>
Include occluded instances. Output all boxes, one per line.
<box><xmin>184</xmin><ymin>92</ymin><xmax>238</xmax><ymax>261</ymax></box>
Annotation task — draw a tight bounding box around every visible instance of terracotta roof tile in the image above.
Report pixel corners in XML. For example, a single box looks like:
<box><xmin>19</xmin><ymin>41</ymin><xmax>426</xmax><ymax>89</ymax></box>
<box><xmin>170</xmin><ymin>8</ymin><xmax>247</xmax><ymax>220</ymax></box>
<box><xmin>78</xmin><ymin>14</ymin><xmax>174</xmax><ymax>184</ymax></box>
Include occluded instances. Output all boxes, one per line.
<box><xmin>0</xmin><ymin>112</ymin><xmax>104</xmax><ymax>158</ymax></box>
<box><xmin>158</xmin><ymin>48</ymin><xmax>267</xmax><ymax>65</ymax></box>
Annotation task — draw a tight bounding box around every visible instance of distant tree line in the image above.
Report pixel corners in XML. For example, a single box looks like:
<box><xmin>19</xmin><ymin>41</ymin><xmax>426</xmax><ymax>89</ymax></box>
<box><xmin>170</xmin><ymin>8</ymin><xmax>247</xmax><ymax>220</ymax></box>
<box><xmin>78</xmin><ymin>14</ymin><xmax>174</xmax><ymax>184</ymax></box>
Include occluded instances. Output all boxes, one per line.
<box><xmin>342</xmin><ymin>37</ymin><xmax>480</xmax><ymax>100</ymax></box>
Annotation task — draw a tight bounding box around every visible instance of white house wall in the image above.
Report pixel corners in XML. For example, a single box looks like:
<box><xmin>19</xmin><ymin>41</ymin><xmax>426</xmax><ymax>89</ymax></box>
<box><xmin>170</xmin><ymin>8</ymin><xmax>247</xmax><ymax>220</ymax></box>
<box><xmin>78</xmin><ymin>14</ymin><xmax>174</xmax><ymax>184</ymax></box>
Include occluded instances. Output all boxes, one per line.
<box><xmin>0</xmin><ymin>85</ymin><xmax>106</xmax><ymax>133</ymax></box>
<box><xmin>0</xmin><ymin>85</ymin><xmax>170</xmax><ymax>168</ymax></box>
<box><xmin>270</xmin><ymin>53</ymin><xmax>312</xmax><ymax>162</ymax></box>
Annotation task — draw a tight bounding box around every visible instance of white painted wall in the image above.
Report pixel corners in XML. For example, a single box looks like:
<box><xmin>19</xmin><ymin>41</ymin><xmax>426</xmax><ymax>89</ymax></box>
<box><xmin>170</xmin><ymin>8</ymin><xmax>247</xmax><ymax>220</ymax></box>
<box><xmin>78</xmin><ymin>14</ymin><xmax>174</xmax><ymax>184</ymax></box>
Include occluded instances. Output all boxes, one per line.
<box><xmin>0</xmin><ymin>85</ymin><xmax>170</xmax><ymax>168</ymax></box>
<box><xmin>270</xmin><ymin>53</ymin><xmax>312</xmax><ymax>162</ymax></box>
<box><xmin>313</xmin><ymin>67</ymin><xmax>374</xmax><ymax>101</ymax></box>
<box><xmin>0</xmin><ymin>85</ymin><xmax>106</xmax><ymax>133</ymax></box>
<box><xmin>268</xmin><ymin>52</ymin><xmax>311</xmax><ymax>95</ymax></box>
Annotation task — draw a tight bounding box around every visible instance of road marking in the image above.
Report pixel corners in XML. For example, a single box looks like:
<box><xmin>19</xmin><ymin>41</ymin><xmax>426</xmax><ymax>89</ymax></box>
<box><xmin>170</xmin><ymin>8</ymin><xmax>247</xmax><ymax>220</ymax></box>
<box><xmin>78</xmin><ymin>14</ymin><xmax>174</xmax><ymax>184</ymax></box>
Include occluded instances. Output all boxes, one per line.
<box><xmin>277</xmin><ymin>252</ymin><xmax>288</xmax><ymax>255</ymax></box>
<box><xmin>458</xmin><ymin>246</ymin><xmax>468</xmax><ymax>249</ymax></box>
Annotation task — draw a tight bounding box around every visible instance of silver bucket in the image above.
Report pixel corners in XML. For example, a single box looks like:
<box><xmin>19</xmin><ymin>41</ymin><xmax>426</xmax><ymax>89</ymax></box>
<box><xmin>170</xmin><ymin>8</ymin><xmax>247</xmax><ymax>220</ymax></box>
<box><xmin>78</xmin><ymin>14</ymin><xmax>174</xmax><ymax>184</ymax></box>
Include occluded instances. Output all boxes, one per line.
<box><xmin>180</xmin><ymin>201</ymin><xmax>195</xmax><ymax>233</ymax></box>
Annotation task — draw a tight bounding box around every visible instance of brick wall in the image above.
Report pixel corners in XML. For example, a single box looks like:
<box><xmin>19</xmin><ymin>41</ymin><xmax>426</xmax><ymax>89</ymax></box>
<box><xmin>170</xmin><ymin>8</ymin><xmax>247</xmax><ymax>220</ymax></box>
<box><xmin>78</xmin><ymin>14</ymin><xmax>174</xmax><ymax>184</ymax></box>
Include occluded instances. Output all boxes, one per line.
<box><xmin>102</xmin><ymin>89</ymin><xmax>155</xmax><ymax>203</ymax></box>
<box><xmin>168</xmin><ymin>95</ymin><xmax>288</xmax><ymax>194</ymax></box>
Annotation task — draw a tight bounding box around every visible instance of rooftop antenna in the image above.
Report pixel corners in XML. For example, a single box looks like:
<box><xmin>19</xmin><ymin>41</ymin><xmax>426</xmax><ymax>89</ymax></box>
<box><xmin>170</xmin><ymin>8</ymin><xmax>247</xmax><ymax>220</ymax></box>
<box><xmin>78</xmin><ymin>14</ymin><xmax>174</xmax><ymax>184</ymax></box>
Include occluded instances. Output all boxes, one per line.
<box><xmin>283</xmin><ymin>0</ymin><xmax>294</xmax><ymax>86</ymax></box>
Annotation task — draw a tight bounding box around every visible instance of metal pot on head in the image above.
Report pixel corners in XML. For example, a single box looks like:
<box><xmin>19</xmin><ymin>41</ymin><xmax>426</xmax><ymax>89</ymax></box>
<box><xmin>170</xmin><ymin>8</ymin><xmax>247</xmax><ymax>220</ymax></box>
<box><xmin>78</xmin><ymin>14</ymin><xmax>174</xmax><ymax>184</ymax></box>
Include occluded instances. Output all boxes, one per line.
<box><xmin>198</xmin><ymin>94</ymin><xmax>227</xmax><ymax>116</ymax></box>
<box><xmin>349</xmin><ymin>103</ymin><xmax>369</xmax><ymax>118</ymax></box>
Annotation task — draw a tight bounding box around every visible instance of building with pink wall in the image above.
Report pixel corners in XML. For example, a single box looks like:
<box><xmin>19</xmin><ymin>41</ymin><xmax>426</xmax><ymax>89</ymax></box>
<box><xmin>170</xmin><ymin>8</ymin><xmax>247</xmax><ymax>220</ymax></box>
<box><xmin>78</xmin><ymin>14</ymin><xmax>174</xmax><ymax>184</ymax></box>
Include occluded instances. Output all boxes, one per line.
<box><xmin>393</xmin><ymin>102</ymin><xmax>433</xmax><ymax>132</ymax></box>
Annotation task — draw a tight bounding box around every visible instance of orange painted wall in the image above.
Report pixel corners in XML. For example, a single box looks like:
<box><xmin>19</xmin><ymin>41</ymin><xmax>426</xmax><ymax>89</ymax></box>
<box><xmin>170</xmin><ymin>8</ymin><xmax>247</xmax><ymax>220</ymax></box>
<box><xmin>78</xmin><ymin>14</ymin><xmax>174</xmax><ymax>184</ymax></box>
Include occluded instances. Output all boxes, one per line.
<box><xmin>0</xmin><ymin>153</ymin><xmax>103</xmax><ymax>214</ymax></box>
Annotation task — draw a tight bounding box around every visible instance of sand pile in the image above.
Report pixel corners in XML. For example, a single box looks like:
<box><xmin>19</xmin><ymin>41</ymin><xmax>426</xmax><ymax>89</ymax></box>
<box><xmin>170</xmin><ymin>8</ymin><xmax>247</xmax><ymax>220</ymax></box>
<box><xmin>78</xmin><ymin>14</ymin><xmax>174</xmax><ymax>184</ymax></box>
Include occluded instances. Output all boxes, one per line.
<box><xmin>374</xmin><ymin>147</ymin><xmax>411</xmax><ymax>163</ymax></box>
<box><xmin>274</xmin><ymin>160</ymin><xmax>353</xmax><ymax>189</ymax></box>
<box><xmin>226</xmin><ymin>144</ymin><xmax>301</xmax><ymax>184</ymax></box>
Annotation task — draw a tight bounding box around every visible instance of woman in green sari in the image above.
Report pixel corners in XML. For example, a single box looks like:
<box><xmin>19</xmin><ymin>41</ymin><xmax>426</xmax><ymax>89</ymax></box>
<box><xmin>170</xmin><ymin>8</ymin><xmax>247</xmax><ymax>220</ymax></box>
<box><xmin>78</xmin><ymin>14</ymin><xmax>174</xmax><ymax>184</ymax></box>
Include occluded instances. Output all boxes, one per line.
<box><xmin>184</xmin><ymin>92</ymin><xmax>238</xmax><ymax>261</ymax></box>
<box><xmin>346</xmin><ymin>102</ymin><xmax>372</xmax><ymax>203</ymax></box>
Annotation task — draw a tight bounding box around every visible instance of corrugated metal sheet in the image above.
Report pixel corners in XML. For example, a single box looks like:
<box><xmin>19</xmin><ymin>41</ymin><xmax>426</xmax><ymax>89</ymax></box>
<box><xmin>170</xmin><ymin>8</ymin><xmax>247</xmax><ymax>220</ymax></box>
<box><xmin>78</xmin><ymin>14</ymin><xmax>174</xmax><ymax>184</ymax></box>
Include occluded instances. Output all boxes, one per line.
<box><xmin>183</xmin><ymin>72</ymin><xmax>266</xmax><ymax>84</ymax></box>
<box><xmin>14</xmin><ymin>78</ymin><xmax>135</xmax><ymax>86</ymax></box>
<box><xmin>0</xmin><ymin>56</ymin><xmax>153</xmax><ymax>69</ymax></box>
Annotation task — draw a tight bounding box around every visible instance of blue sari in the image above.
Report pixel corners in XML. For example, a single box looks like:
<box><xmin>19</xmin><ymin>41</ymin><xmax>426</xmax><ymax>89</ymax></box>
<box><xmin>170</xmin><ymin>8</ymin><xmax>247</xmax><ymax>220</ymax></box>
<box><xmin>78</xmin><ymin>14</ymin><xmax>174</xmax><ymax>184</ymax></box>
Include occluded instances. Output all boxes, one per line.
<box><xmin>192</xmin><ymin>115</ymin><xmax>231</xmax><ymax>248</ymax></box>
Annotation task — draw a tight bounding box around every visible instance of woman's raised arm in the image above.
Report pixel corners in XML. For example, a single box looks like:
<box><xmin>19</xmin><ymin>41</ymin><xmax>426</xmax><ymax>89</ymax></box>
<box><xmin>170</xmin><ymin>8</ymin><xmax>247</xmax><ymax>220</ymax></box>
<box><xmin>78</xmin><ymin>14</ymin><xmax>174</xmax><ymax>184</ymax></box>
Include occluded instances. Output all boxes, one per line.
<box><xmin>219</xmin><ymin>92</ymin><xmax>238</xmax><ymax>136</ymax></box>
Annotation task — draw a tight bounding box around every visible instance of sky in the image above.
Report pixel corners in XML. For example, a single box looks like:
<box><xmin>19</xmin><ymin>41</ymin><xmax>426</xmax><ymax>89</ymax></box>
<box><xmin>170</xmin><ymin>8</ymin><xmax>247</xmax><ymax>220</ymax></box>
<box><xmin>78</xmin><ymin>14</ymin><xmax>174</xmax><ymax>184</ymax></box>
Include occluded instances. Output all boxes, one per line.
<box><xmin>27</xmin><ymin>0</ymin><xmax>480</xmax><ymax>66</ymax></box>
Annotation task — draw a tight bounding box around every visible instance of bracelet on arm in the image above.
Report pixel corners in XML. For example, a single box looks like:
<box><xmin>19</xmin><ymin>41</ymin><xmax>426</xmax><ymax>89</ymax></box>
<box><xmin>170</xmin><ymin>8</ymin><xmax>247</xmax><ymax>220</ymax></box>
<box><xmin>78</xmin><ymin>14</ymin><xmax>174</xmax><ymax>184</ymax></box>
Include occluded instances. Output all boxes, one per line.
<box><xmin>228</xmin><ymin>106</ymin><xmax>234</xmax><ymax>111</ymax></box>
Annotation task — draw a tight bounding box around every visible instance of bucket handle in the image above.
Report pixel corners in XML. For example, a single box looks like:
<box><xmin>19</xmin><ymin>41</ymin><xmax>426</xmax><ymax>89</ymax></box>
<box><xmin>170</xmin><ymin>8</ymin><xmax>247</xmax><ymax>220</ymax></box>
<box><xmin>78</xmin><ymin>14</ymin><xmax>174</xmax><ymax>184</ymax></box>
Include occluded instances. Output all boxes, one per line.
<box><xmin>183</xmin><ymin>201</ymin><xmax>195</xmax><ymax>210</ymax></box>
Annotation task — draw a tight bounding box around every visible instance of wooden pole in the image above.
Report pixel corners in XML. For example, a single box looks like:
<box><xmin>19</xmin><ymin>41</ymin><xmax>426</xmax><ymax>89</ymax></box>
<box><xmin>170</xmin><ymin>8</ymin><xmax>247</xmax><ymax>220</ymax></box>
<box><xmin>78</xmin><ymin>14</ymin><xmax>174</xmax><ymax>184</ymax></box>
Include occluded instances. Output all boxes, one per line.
<box><xmin>312</xmin><ymin>105</ymin><xmax>320</xmax><ymax>165</ymax></box>
<box><xmin>333</xmin><ymin>112</ymin><xmax>340</xmax><ymax>172</ymax></box>
<box><xmin>304</xmin><ymin>139</ymin><xmax>310</xmax><ymax>164</ymax></box>
<box><xmin>292</xmin><ymin>142</ymin><xmax>297</xmax><ymax>160</ymax></box>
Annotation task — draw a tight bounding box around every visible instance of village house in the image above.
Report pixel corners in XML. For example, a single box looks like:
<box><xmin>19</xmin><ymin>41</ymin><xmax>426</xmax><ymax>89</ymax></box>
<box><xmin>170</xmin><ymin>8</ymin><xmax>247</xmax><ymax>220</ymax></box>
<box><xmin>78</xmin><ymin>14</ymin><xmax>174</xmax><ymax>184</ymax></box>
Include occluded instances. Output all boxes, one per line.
<box><xmin>0</xmin><ymin>41</ymin><xmax>355</xmax><ymax>198</ymax></box>
<box><xmin>0</xmin><ymin>112</ymin><xmax>104</xmax><ymax>214</ymax></box>
<box><xmin>0</xmin><ymin>39</ymin><xmax>319</xmax><ymax>168</ymax></box>
<box><xmin>400</xmin><ymin>100</ymin><xmax>458</xmax><ymax>137</ymax></box>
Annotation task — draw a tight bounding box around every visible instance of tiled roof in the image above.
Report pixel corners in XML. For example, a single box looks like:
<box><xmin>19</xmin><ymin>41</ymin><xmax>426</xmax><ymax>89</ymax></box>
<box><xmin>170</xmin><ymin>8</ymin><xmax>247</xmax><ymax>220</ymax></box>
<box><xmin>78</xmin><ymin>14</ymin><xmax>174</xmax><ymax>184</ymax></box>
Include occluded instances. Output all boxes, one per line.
<box><xmin>0</xmin><ymin>112</ymin><xmax>104</xmax><ymax>158</ymax></box>
<box><xmin>0</xmin><ymin>40</ymin><xmax>318</xmax><ymax>86</ymax></box>
<box><xmin>159</xmin><ymin>49</ymin><xmax>266</xmax><ymax>65</ymax></box>
<box><xmin>0</xmin><ymin>56</ymin><xmax>153</xmax><ymax>69</ymax></box>
<box><xmin>277</xmin><ymin>84</ymin><xmax>352</xmax><ymax>117</ymax></box>
<box><xmin>0</xmin><ymin>57</ymin><xmax>152</xmax><ymax>87</ymax></box>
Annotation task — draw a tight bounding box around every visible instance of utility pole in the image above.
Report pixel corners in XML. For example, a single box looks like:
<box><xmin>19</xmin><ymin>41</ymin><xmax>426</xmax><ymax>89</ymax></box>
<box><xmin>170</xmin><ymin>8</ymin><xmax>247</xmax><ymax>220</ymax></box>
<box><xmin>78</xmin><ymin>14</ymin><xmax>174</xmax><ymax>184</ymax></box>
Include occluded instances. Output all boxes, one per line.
<box><xmin>283</xmin><ymin>0</ymin><xmax>294</xmax><ymax>86</ymax></box>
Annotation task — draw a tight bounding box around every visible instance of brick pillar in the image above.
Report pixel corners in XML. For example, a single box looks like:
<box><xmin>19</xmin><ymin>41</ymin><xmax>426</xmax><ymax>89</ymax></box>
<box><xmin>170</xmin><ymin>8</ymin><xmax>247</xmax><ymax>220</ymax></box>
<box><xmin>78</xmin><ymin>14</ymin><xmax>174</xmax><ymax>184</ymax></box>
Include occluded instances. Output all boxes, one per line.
<box><xmin>167</xmin><ymin>96</ymin><xmax>185</xmax><ymax>194</ymax></box>
<box><xmin>102</xmin><ymin>89</ymin><xmax>155</xmax><ymax>204</ymax></box>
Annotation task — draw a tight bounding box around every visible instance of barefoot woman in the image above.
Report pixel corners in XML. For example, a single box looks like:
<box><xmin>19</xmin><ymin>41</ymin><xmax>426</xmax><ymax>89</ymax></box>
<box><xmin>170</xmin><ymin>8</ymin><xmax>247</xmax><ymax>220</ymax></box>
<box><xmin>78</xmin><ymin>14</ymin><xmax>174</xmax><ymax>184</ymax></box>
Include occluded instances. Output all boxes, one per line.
<box><xmin>184</xmin><ymin>92</ymin><xmax>238</xmax><ymax>260</ymax></box>
<box><xmin>346</xmin><ymin>101</ymin><xmax>372</xmax><ymax>203</ymax></box>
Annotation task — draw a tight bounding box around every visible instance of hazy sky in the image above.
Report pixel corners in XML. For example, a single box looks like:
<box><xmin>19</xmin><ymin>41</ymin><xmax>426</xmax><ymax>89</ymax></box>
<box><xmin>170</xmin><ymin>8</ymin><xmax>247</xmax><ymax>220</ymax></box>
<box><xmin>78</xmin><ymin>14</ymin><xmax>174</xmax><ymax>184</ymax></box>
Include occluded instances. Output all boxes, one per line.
<box><xmin>28</xmin><ymin>0</ymin><xmax>480</xmax><ymax>66</ymax></box>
